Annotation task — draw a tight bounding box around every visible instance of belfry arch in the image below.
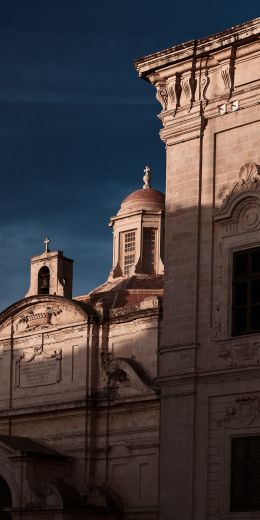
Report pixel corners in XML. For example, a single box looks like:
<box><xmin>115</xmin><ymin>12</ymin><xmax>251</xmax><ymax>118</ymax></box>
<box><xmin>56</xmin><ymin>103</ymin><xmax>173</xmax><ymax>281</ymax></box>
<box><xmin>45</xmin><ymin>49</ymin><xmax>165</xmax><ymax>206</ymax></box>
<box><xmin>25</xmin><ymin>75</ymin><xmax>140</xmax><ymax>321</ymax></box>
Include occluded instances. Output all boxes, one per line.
<box><xmin>38</xmin><ymin>266</ymin><xmax>50</xmax><ymax>294</ymax></box>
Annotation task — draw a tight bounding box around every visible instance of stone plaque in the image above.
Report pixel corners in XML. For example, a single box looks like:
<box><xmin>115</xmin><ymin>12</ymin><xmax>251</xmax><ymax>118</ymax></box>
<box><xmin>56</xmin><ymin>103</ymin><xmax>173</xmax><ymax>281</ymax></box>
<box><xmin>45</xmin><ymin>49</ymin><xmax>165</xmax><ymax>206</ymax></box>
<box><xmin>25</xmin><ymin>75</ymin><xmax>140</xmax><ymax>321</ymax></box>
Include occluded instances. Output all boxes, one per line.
<box><xmin>16</xmin><ymin>346</ymin><xmax>62</xmax><ymax>388</ymax></box>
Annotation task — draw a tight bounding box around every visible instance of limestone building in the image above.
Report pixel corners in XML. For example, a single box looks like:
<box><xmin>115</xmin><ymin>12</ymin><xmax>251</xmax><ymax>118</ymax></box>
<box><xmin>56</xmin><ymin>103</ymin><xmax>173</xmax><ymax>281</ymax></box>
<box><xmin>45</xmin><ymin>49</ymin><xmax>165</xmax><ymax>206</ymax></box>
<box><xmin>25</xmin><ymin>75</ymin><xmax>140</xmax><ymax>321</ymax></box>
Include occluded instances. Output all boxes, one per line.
<box><xmin>0</xmin><ymin>171</ymin><xmax>164</xmax><ymax>519</ymax></box>
<box><xmin>135</xmin><ymin>15</ymin><xmax>260</xmax><ymax>520</ymax></box>
<box><xmin>1</xmin><ymin>15</ymin><xmax>260</xmax><ymax>520</ymax></box>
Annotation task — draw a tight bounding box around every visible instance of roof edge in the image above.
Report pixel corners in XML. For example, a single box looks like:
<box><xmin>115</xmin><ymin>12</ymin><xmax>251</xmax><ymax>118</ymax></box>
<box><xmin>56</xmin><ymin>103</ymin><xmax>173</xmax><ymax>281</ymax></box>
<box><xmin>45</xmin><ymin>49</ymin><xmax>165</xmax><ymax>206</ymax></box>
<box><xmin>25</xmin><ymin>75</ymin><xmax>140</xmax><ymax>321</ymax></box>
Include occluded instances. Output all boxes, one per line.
<box><xmin>134</xmin><ymin>17</ymin><xmax>260</xmax><ymax>78</ymax></box>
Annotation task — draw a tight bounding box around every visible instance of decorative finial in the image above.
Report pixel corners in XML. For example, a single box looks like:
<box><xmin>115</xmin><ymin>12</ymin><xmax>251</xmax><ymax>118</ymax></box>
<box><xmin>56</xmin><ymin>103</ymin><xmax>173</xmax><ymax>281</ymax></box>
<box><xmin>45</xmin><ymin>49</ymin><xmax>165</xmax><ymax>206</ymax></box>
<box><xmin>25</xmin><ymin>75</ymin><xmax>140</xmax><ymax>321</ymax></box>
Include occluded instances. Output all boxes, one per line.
<box><xmin>143</xmin><ymin>165</ymin><xmax>151</xmax><ymax>189</ymax></box>
<box><xmin>43</xmin><ymin>237</ymin><xmax>51</xmax><ymax>253</ymax></box>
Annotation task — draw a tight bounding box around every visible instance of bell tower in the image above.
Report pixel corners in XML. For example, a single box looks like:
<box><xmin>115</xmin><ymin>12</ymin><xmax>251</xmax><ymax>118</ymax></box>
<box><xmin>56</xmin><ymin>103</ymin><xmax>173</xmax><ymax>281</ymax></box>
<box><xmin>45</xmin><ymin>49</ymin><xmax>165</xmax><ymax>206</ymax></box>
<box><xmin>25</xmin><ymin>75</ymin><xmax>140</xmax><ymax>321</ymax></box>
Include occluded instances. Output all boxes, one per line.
<box><xmin>26</xmin><ymin>238</ymin><xmax>73</xmax><ymax>299</ymax></box>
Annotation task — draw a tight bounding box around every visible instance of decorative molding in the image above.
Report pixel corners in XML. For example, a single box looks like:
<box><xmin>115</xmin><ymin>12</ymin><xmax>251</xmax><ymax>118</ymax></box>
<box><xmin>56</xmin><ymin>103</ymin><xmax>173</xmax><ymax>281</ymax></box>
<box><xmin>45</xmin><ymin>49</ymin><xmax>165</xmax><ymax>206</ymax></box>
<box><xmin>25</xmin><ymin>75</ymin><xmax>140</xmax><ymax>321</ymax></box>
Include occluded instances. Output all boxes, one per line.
<box><xmin>218</xmin><ymin>340</ymin><xmax>260</xmax><ymax>367</ymax></box>
<box><xmin>220</xmin><ymin>45</ymin><xmax>236</xmax><ymax>98</ymax></box>
<box><xmin>16</xmin><ymin>345</ymin><xmax>62</xmax><ymax>388</ymax></box>
<box><xmin>168</xmin><ymin>73</ymin><xmax>182</xmax><ymax>115</ymax></box>
<box><xmin>155</xmin><ymin>82</ymin><xmax>168</xmax><ymax>111</ymax></box>
<box><xmin>217</xmin><ymin>405</ymin><xmax>236</xmax><ymax>426</ymax></box>
<box><xmin>221</xmin><ymin>162</ymin><xmax>260</xmax><ymax>211</ymax></box>
<box><xmin>221</xmin><ymin>66</ymin><xmax>231</xmax><ymax>92</ymax></box>
<box><xmin>238</xmin><ymin>202</ymin><xmax>260</xmax><ymax>232</ymax></box>
<box><xmin>17</xmin><ymin>306</ymin><xmax>63</xmax><ymax>331</ymax></box>
<box><xmin>101</xmin><ymin>352</ymin><xmax>160</xmax><ymax>395</ymax></box>
<box><xmin>232</xmin><ymin>161</ymin><xmax>260</xmax><ymax>192</ymax></box>
<box><xmin>181</xmin><ymin>74</ymin><xmax>197</xmax><ymax>111</ymax></box>
<box><xmin>218</xmin><ymin>395</ymin><xmax>259</xmax><ymax>427</ymax></box>
<box><xmin>200</xmin><ymin>68</ymin><xmax>210</xmax><ymax>104</ymax></box>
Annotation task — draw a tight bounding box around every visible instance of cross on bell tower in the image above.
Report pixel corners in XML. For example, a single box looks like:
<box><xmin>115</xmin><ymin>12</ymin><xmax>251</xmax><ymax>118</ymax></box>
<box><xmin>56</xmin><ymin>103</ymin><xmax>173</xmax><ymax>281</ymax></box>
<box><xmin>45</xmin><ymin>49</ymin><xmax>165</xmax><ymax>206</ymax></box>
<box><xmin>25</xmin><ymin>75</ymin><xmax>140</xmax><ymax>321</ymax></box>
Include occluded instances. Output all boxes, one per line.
<box><xmin>44</xmin><ymin>237</ymin><xmax>51</xmax><ymax>254</ymax></box>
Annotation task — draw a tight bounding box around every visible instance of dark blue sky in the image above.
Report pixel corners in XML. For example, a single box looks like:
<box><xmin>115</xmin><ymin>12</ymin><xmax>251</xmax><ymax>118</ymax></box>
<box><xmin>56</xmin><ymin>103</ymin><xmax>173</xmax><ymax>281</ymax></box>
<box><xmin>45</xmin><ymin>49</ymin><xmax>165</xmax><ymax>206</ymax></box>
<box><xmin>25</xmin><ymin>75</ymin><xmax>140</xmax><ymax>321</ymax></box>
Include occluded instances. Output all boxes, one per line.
<box><xmin>0</xmin><ymin>0</ymin><xmax>259</xmax><ymax>310</ymax></box>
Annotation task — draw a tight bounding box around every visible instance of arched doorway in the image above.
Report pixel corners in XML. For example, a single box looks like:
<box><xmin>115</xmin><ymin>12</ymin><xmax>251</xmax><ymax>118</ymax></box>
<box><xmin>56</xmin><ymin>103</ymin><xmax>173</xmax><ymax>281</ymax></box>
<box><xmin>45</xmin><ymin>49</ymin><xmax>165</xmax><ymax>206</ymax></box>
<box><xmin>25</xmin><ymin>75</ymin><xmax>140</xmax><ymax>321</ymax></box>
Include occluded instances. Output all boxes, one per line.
<box><xmin>0</xmin><ymin>476</ymin><xmax>12</xmax><ymax>519</ymax></box>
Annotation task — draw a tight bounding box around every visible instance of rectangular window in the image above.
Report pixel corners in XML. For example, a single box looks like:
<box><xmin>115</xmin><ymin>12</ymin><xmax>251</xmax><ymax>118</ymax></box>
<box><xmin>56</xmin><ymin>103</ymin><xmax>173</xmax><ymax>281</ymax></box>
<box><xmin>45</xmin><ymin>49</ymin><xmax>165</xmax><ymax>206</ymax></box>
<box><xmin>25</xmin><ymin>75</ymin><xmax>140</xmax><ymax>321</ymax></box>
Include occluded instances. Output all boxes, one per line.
<box><xmin>123</xmin><ymin>231</ymin><xmax>136</xmax><ymax>275</ymax></box>
<box><xmin>230</xmin><ymin>436</ymin><xmax>260</xmax><ymax>511</ymax></box>
<box><xmin>142</xmin><ymin>228</ymin><xmax>156</xmax><ymax>274</ymax></box>
<box><xmin>232</xmin><ymin>247</ymin><xmax>260</xmax><ymax>336</ymax></box>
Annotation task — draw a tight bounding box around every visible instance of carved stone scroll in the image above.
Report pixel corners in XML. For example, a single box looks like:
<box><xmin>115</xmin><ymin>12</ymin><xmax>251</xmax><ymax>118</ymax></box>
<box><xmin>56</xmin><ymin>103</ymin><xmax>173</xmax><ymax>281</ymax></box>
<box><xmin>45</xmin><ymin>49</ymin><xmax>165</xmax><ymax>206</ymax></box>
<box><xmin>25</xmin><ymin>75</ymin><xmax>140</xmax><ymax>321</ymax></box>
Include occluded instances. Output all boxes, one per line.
<box><xmin>155</xmin><ymin>83</ymin><xmax>168</xmax><ymax>111</ymax></box>
<box><xmin>218</xmin><ymin>162</ymin><xmax>260</xmax><ymax>213</ymax></box>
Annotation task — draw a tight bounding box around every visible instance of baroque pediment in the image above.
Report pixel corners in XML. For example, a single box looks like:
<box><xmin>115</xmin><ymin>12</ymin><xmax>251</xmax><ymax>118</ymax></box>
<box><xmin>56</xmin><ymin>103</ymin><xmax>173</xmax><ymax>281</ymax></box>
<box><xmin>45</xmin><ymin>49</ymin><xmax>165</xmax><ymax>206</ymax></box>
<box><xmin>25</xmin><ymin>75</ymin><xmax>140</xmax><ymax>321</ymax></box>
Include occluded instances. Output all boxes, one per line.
<box><xmin>0</xmin><ymin>295</ymin><xmax>89</xmax><ymax>338</ymax></box>
<box><xmin>216</xmin><ymin>162</ymin><xmax>260</xmax><ymax>220</ymax></box>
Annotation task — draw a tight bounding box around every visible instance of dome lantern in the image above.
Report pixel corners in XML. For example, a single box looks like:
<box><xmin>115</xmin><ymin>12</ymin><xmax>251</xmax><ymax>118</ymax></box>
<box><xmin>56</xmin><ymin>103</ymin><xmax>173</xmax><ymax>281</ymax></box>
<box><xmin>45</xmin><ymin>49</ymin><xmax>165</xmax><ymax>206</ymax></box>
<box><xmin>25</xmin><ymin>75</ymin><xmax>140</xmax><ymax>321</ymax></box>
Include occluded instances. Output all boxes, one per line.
<box><xmin>108</xmin><ymin>166</ymin><xmax>165</xmax><ymax>279</ymax></box>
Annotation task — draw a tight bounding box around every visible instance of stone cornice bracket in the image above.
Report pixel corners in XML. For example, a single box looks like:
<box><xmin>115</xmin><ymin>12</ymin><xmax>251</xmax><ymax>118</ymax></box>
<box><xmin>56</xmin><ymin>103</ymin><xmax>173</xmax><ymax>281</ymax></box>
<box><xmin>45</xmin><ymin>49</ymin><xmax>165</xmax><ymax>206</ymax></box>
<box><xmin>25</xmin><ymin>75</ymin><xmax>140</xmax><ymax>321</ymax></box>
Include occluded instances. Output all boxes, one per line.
<box><xmin>187</xmin><ymin>40</ymin><xmax>197</xmax><ymax>111</ymax></box>
<box><xmin>181</xmin><ymin>74</ymin><xmax>197</xmax><ymax>112</ymax></box>
<box><xmin>218</xmin><ymin>162</ymin><xmax>260</xmax><ymax>216</ymax></box>
<box><xmin>150</xmin><ymin>74</ymin><xmax>168</xmax><ymax>111</ymax></box>
<box><xmin>199</xmin><ymin>61</ymin><xmax>210</xmax><ymax>109</ymax></box>
<box><xmin>220</xmin><ymin>44</ymin><xmax>236</xmax><ymax>99</ymax></box>
<box><xmin>153</xmin><ymin>73</ymin><xmax>182</xmax><ymax>116</ymax></box>
<box><xmin>168</xmin><ymin>73</ymin><xmax>182</xmax><ymax>116</ymax></box>
<box><xmin>155</xmin><ymin>81</ymin><xmax>168</xmax><ymax>111</ymax></box>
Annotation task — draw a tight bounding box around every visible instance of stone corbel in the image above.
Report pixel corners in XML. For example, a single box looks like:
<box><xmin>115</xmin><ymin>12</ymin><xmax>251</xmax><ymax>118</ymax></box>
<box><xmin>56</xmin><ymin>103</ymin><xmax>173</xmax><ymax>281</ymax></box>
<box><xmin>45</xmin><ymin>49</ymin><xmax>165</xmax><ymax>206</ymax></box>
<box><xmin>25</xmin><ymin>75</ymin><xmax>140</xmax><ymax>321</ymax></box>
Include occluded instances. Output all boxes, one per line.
<box><xmin>148</xmin><ymin>73</ymin><xmax>168</xmax><ymax>112</ymax></box>
<box><xmin>220</xmin><ymin>45</ymin><xmax>236</xmax><ymax>99</ymax></box>
<box><xmin>181</xmin><ymin>73</ymin><xmax>197</xmax><ymax>111</ymax></box>
<box><xmin>200</xmin><ymin>68</ymin><xmax>210</xmax><ymax>107</ymax></box>
<box><xmin>155</xmin><ymin>81</ymin><xmax>168</xmax><ymax>111</ymax></box>
<box><xmin>168</xmin><ymin>73</ymin><xmax>182</xmax><ymax>115</ymax></box>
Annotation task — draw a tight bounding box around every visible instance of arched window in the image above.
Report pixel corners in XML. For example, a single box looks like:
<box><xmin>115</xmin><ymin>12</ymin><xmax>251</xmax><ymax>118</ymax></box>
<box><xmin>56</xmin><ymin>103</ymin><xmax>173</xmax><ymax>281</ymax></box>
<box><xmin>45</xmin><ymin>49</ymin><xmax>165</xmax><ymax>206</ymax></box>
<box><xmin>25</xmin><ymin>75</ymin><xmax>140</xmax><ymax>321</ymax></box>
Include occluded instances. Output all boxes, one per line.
<box><xmin>0</xmin><ymin>476</ymin><xmax>12</xmax><ymax>519</ymax></box>
<box><xmin>38</xmin><ymin>266</ymin><xmax>50</xmax><ymax>294</ymax></box>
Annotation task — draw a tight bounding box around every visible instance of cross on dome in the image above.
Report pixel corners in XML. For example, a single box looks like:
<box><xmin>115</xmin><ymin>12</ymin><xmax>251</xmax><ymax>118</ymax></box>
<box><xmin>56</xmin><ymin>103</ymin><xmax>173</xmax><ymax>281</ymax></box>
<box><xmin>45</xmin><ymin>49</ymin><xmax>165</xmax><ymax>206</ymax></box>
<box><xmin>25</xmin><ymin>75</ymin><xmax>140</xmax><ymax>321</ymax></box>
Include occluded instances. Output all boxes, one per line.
<box><xmin>143</xmin><ymin>165</ymin><xmax>151</xmax><ymax>189</ymax></box>
<box><xmin>43</xmin><ymin>237</ymin><xmax>51</xmax><ymax>253</ymax></box>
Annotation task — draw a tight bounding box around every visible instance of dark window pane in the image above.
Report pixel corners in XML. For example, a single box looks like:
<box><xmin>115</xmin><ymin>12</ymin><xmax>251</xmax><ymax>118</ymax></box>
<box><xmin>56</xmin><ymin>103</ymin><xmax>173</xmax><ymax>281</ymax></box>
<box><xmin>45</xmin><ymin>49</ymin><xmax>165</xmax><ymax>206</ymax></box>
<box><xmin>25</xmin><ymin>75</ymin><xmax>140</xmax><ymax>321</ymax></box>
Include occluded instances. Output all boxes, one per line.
<box><xmin>234</xmin><ymin>308</ymin><xmax>247</xmax><ymax>333</ymax></box>
<box><xmin>235</xmin><ymin>282</ymin><xmax>247</xmax><ymax>306</ymax></box>
<box><xmin>233</xmin><ymin>248</ymin><xmax>260</xmax><ymax>335</ymax></box>
<box><xmin>231</xmin><ymin>436</ymin><xmax>260</xmax><ymax>512</ymax></box>
<box><xmin>251</xmin><ymin>306</ymin><xmax>260</xmax><ymax>330</ymax></box>
<box><xmin>252</xmin><ymin>280</ymin><xmax>260</xmax><ymax>304</ymax></box>
<box><xmin>252</xmin><ymin>250</ymin><xmax>260</xmax><ymax>274</ymax></box>
<box><xmin>235</xmin><ymin>252</ymin><xmax>248</xmax><ymax>277</ymax></box>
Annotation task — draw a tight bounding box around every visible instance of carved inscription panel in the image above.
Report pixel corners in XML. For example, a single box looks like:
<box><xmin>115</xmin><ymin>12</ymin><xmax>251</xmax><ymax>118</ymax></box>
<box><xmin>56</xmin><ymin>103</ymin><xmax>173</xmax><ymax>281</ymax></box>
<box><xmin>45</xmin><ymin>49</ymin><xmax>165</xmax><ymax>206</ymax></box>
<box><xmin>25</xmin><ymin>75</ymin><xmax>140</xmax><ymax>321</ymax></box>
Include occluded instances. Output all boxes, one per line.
<box><xmin>16</xmin><ymin>346</ymin><xmax>62</xmax><ymax>388</ymax></box>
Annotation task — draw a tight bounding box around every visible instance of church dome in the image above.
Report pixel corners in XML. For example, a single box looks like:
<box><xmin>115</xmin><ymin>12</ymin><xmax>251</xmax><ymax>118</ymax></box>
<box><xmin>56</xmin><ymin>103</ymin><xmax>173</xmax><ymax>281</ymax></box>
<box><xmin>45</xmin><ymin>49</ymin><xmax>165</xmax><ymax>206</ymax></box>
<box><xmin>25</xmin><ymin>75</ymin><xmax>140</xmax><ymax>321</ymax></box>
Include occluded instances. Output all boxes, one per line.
<box><xmin>117</xmin><ymin>167</ymin><xmax>165</xmax><ymax>215</ymax></box>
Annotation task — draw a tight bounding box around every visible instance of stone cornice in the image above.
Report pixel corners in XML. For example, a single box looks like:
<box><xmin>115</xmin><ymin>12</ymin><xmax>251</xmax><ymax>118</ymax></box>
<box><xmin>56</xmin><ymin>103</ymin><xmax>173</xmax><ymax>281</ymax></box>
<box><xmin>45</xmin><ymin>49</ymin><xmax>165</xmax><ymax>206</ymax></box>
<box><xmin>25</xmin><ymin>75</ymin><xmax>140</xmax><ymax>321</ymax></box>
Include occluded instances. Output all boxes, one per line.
<box><xmin>157</xmin><ymin>364</ymin><xmax>260</xmax><ymax>388</ymax></box>
<box><xmin>135</xmin><ymin>18</ymin><xmax>260</xmax><ymax>145</ymax></box>
<box><xmin>134</xmin><ymin>18</ymin><xmax>260</xmax><ymax>78</ymax></box>
<box><xmin>109</xmin><ymin>208</ymin><xmax>164</xmax><ymax>225</ymax></box>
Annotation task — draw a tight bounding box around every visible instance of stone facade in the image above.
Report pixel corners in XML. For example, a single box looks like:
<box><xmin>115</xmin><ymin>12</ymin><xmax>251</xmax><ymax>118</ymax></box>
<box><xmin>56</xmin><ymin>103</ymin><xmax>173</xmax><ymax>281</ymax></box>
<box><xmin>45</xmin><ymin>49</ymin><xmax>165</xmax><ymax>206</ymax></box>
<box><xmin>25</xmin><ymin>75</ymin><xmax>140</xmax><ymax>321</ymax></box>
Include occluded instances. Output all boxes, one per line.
<box><xmin>135</xmin><ymin>16</ymin><xmax>260</xmax><ymax>520</ymax></box>
<box><xmin>1</xmin><ymin>17</ymin><xmax>260</xmax><ymax>520</ymax></box>
<box><xmin>0</xmin><ymin>177</ymin><xmax>164</xmax><ymax>519</ymax></box>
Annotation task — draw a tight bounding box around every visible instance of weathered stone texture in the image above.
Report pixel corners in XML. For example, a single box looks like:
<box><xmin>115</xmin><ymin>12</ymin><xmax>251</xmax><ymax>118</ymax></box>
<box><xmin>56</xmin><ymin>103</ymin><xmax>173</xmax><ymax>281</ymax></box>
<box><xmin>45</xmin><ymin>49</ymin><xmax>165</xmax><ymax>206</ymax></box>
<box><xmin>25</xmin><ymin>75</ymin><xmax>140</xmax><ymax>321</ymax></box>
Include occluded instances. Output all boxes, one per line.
<box><xmin>136</xmin><ymin>16</ymin><xmax>260</xmax><ymax>520</ymax></box>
